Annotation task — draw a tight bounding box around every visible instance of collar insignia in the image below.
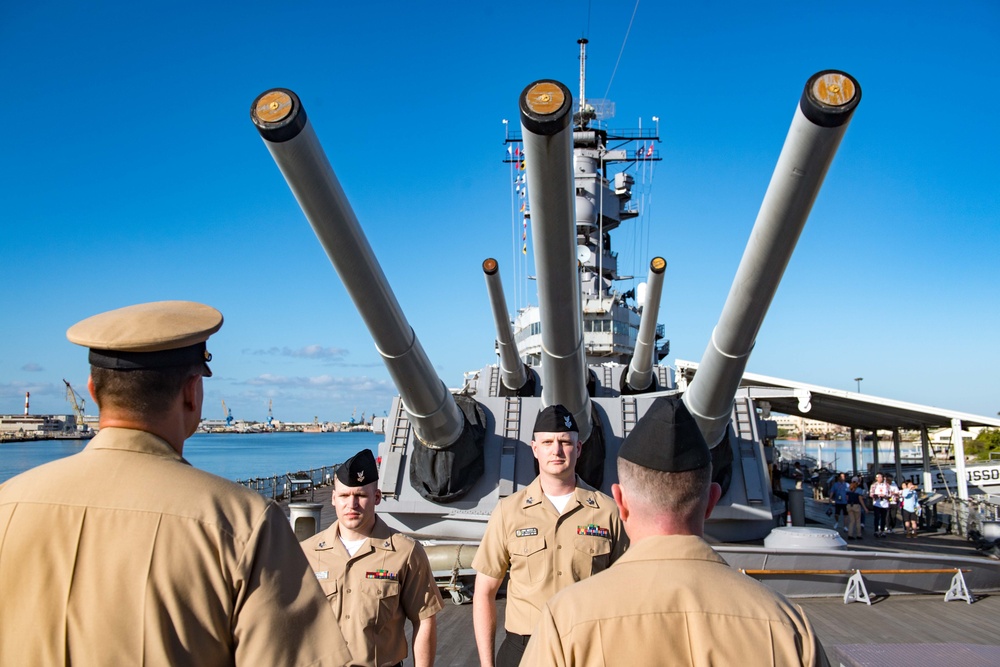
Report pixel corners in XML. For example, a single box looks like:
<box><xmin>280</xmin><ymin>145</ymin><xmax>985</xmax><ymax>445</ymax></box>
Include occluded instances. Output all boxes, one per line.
<box><xmin>586</xmin><ymin>497</ymin><xmax>596</xmax><ymax>506</ymax></box>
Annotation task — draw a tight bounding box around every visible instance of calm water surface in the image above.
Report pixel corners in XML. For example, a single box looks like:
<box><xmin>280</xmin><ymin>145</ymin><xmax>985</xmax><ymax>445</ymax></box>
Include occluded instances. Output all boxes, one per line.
<box><xmin>0</xmin><ymin>431</ymin><xmax>382</xmax><ymax>484</ymax></box>
<box><xmin>775</xmin><ymin>438</ymin><xmax>921</xmax><ymax>471</ymax></box>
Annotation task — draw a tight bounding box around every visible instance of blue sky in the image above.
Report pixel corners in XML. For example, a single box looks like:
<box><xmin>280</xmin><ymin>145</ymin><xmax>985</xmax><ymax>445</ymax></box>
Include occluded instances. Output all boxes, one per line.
<box><xmin>3</xmin><ymin>1</ymin><xmax>997</xmax><ymax>424</ymax></box>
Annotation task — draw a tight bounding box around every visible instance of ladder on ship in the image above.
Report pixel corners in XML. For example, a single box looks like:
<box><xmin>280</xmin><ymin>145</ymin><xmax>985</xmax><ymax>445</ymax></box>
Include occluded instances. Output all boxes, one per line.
<box><xmin>379</xmin><ymin>400</ymin><xmax>412</xmax><ymax>498</ymax></box>
<box><xmin>498</xmin><ymin>396</ymin><xmax>522</xmax><ymax>497</ymax></box>
<box><xmin>733</xmin><ymin>396</ymin><xmax>765</xmax><ymax>504</ymax></box>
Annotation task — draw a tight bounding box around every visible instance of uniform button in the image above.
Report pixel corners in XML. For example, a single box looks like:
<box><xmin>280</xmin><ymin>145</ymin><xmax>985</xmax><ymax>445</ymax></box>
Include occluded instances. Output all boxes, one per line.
<box><xmin>558</xmin><ymin>571</ymin><xmax>562</xmax><ymax>576</ymax></box>
<box><xmin>346</xmin><ymin>614</ymin><xmax>350</xmax><ymax>620</ymax></box>
<box><xmin>346</xmin><ymin>588</ymin><xmax>351</xmax><ymax>593</ymax></box>
<box><xmin>557</xmin><ymin>545</ymin><xmax>562</xmax><ymax>550</ymax></box>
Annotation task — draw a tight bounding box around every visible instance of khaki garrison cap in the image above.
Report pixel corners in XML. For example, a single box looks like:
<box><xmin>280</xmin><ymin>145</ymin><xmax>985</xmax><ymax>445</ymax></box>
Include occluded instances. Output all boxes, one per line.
<box><xmin>67</xmin><ymin>301</ymin><xmax>223</xmax><ymax>376</ymax></box>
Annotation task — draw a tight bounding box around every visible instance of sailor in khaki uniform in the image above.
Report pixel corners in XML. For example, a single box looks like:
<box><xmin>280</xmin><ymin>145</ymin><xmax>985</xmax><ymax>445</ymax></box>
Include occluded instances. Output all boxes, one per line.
<box><xmin>472</xmin><ymin>405</ymin><xmax>628</xmax><ymax>667</ymax></box>
<box><xmin>301</xmin><ymin>449</ymin><xmax>444</xmax><ymax>667</ymax></box>
<box><xmin>521</xmin><ymin>397</ymin><xmax>829</xmax><ymax>667</ymax></box>
<box><xmin>0</xmin><ymin>301</ymin><xmax>351</xmax><ymax>667</ymax></box>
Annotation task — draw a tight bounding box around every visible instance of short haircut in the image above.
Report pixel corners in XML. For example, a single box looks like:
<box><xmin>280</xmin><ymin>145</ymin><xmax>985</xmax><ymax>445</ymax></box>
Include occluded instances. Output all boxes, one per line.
<box><xmin>617</xmin><ymin>457</ymin><xmax>712</xmax><ymax>518</ymax></box>
<box><xmin>90</xmin><ymin>363</ymin><xmax>201</xmax><ymax>415</ymax></box>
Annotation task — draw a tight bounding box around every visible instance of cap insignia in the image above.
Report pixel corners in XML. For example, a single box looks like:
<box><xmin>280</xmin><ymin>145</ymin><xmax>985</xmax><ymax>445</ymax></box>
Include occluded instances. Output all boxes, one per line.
<box><xmin>563</xmin><ymin>415</ymin><xmax>573</xmax><ymax>429</ymax></box>
<box><xmin>356</xmin><ymin>471</ymin><xmax>365</xmax><ymax>483</ymax></box>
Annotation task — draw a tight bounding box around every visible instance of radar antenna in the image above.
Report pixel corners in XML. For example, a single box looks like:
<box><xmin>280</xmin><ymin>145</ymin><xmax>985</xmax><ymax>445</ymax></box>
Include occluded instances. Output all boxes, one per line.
<box><xmin>574</xmin><ymin>38</ymin><xmax>613</xmax><ymax>127</ymax></box>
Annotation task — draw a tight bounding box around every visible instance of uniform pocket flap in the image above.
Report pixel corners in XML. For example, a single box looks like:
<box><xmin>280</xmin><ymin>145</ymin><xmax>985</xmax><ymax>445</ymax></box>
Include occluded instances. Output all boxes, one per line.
<box><xmin>574</xmin><ymin>535</ymin><xmax>612</xmax><ymax>557</ymax></box>
<box><xmin>318</xmin><ymin>576</ymin><xmax>339</xmax><ymax>598</ymax></box>
<box><xmin>512</xmin><ymin>534</ymin><xmax>546</xmax><ymax>557</ymax></box>
<box><xmin>361</xmin><ymin>578</ymin><xmax>401</xmax><ymax>599</ymax></box>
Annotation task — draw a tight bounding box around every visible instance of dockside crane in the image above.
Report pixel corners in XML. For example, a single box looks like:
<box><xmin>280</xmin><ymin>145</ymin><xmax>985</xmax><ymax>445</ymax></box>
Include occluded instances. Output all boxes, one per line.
<box><xmin>267</xmin><ymin>399</ymin><xmax>274</xmax><ymax>429</ymax></box>
<box><xmin>222</xmin><ymin>399</ymin><xmax>233</xmax><ymax>428</ymax></box>
<box><xmin>62</xmin><ymin>379</ymin><xmax>90</xmax><ymax>432</ymax></box>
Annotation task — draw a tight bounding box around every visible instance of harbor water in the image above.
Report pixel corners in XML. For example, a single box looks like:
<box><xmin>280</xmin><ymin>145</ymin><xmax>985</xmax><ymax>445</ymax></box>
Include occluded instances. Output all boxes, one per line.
<box><xmin>0</xmin><ymin>431</ymin><xmax>382</xmax><ymax>485</ymax></box>
<box><xmin>775</xmin><ymin>438</ymin><xmax>924</xmax><ymax>473</ymax></box>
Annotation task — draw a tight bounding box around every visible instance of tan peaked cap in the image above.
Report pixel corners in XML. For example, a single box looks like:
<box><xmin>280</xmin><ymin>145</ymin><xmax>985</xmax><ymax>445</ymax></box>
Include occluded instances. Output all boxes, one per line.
<box><xmin>67</xmin><ymin>301</ymin><xmax>223</xmax><ymax>352</ymax></box>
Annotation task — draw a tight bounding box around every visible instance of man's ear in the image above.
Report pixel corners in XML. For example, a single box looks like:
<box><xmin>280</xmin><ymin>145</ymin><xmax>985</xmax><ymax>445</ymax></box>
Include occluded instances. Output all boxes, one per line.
<box><xmin>181</xmin><ymin>374</ymin><xmax>201</xmax><ymax>410</ymax></box>
<box><xmin>705</xmin><ymin>482</ymin><xmax>723</xmax><ymax>519</ymax></box>
<box><xmin>612</xmin><ymin>483</ymin><xmax>629</xmax><ymax>522</ymax></box>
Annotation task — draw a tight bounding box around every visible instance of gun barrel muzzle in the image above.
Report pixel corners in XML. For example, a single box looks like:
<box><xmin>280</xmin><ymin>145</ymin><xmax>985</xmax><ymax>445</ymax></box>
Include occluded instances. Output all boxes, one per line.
<box><xmin>684</xmin><ymin>71</ymin><xmax>861</xmax><ymax>448</ymax></box>
<box><xmin>519</xmin><ymin>80</ymin><xmax>592</xmax><ymax>442</ymax></box>
<box><xmin>251</xmin><ymin>89</ymin><xmax>465</xmax><ymax>448</ymax></box>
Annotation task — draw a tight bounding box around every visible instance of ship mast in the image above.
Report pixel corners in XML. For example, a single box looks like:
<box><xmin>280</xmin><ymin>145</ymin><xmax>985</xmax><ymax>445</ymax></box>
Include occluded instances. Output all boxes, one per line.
<box><xmin>578</xmin><ymin>38</ymin><xmax>588</xmax><ymax>127</ymax></box>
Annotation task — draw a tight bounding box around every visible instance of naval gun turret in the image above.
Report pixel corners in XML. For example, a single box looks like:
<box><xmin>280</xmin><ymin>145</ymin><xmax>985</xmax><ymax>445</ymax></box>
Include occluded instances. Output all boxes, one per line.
<box><xmin>683</xmin><ymin>71</ymin><xmax>861</xmax><ymax>493</ymax></box>
<box><xmin>483</xmin><ymin>258</ymin><xmax>532</xmax><ymax>397</ymax></box>
<box><xmin>251</xmin><ymin>58</ymin><xmax>860</xmax><ymax>545</ymax></box>
<box><xmin>251</xmin><ymin>90</ymin><xmax>487</xmax><ymax>503</ymax></box>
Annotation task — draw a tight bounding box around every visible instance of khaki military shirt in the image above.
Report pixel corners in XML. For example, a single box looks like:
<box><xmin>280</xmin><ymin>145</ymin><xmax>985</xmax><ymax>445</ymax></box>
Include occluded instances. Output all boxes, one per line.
<box><xmin>0</xmin><ymin>427</ymin><xmax>351</xmax><ymax>667</ymax></box>
<box><xmin>472</xmin><ymin>475</ymin><xmax>627</xmax><ymax>635</ymax></box>
<box><xmin>522</xmin><ymin>535</ymin><xmax>829</xmax><ymax>667</ymax></box>
<box><xmin>301</xmin><ymin>516</ymin><xmax>444</xmax><ymax>667</ymax></box>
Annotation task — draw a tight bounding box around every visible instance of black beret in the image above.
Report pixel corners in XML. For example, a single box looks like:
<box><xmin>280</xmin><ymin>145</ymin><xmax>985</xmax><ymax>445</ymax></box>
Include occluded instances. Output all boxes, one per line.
<box><xmin>533</xmin><ymin>404</ymin><xmax>577</xmax><ymax>434</ymax></box>
<box><xmin>619</xmin><ymin>397</ymin><xmax>710</xmax><ymax>472</ymax></box>
<box><xmin>336</xmin><ymin>449</ymin><xmax>379</xmax><ymax>487</ymax></box>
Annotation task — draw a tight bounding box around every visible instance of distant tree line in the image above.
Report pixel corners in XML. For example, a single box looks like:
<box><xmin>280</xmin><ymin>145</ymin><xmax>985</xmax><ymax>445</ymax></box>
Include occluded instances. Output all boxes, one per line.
<box><xmin>967</xmin><ymin>428</ymin><xmax>1000</xmax><ymax>461</ymax></box>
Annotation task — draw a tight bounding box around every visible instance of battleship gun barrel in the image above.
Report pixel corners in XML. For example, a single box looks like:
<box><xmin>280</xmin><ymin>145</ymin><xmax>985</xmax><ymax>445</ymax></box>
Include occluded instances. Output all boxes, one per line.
<box><xmin>519</xmin><ymin>80</ymin><xmax>592</xmax><ymax>442</ymax></box>
<box><xmin>684</xmin><ymin>71</ymin><xmax>861</xmax><ymax>448</ymax></box>
<box><xmin>625</xmin><ymin>257</ymin><xmax>667</xmax><ymax>392</ymax></box>
<box><xmin>483</xmin><ymin>259</ymin><xmax>529</xmax><ymax>392</ymax></box>
<box><xmin>250</xmin><ymin>89</ymin><xmax>465</xmax><ymax>448</ymax></box>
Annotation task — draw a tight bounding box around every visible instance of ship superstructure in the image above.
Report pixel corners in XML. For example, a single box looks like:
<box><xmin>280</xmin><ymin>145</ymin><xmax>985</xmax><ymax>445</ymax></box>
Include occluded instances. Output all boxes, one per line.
<box><xmin>250</xmin><ymin>44</ymin><xmax>861</xmax><ymax>549</ymax></box>
<box><xmin>508</xmin><ymin>39</ymin><xmax>668</xmax><ymax>370</ymax></box>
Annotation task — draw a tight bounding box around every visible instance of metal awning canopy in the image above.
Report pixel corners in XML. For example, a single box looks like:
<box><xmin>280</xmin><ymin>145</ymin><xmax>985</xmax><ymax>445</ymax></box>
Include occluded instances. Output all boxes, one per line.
<box><xmin>675</xmin><ymin>360</ymin><xmax>1000</xmax><ymax>432</ymax></box>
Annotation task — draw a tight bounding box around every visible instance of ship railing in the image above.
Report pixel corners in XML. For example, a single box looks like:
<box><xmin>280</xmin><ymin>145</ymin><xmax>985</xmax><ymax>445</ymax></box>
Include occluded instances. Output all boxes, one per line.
<box><xmin>236</xmin><ymin>464</ymin><xmax>340</xmax><ymax>501</ymax></box>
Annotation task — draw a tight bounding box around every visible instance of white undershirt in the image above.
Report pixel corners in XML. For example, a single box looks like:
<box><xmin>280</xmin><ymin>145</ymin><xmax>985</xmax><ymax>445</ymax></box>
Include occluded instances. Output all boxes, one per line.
<box><xmin>546</xmin><ymin>492</ymin><xmax>575</xmax><ymax>514</ymax></box>
<box><xmin>339</xmin><ymin>535</ymin><xmax>367</xmax><ymax>557</ymax></box>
